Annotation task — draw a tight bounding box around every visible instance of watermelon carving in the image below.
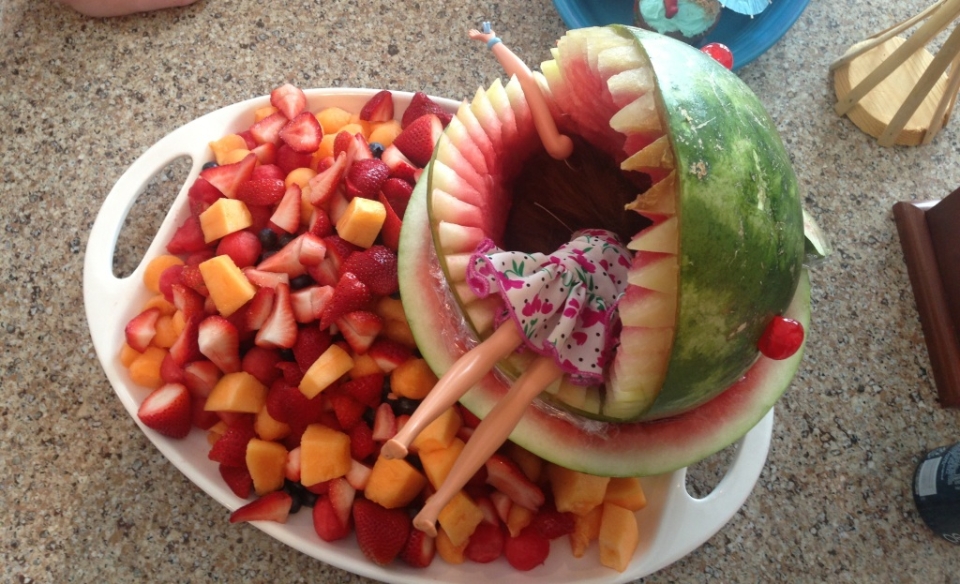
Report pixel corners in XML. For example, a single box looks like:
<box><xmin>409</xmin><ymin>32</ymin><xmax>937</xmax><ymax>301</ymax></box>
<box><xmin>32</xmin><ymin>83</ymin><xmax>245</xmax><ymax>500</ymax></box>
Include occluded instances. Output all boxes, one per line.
<box><xmin>398</xmin><ymin>26</ymin><xmax>812</xmax><ymax>476</ymax></box>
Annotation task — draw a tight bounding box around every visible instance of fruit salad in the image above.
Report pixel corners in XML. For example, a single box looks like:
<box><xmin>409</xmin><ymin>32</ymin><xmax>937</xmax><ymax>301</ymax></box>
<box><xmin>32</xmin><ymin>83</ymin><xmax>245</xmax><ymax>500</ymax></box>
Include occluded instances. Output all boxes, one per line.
<box><xmin>117</xmin><ymin>82</ymin><xmax>648</xmax><ymax>573</ymax></box>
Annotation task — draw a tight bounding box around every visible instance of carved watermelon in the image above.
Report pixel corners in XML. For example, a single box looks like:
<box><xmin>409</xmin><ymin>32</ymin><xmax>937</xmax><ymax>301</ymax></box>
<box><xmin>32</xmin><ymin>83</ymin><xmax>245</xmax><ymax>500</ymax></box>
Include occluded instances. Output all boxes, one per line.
<box><xmin>397</xmin><ymin>26</ymin><xmax>810</xmax><ymax>476</ymax></box>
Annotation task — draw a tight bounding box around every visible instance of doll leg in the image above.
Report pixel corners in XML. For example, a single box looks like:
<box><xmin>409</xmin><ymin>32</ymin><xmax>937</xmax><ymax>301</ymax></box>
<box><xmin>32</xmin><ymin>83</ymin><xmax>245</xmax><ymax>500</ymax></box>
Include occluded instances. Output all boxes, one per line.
<box><xmin>412</xmin><ymin>355</ymin><xmax>562</xmax><ymax>536</ymax></box>
<box><xmin>381</xmin><ymin>322</ymin><xmax>524</xmax><ymax>460</ymax></box>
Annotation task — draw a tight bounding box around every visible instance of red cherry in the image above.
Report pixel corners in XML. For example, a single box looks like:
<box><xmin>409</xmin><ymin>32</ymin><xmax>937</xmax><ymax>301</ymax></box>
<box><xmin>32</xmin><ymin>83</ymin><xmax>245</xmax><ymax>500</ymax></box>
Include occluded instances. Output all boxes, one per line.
<box><xmin>758</xmin><ymin>316</ymin><xmax>804</xmax><ymax>360</ymax></box>
<box><xmin>701</xmin><ymin>42</ymin><xmax>734</xmax><ymax>70</ymax></box>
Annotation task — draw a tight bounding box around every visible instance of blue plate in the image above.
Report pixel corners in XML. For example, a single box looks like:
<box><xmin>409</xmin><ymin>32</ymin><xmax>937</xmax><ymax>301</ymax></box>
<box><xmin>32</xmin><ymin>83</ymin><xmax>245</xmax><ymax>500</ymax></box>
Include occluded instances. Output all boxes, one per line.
<box><xmin>551</xmin><ymin>0</ymin><xmax>810</xmax><ymax>70</ymax></box>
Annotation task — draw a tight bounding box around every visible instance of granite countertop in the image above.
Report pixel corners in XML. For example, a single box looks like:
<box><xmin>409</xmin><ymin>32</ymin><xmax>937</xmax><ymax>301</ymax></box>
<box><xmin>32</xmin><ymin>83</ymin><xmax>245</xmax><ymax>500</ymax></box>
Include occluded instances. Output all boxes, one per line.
<box><xmin>3</xmin><ymin>0</ymin><xmax>960</xmax><ymax>581</ymax></box>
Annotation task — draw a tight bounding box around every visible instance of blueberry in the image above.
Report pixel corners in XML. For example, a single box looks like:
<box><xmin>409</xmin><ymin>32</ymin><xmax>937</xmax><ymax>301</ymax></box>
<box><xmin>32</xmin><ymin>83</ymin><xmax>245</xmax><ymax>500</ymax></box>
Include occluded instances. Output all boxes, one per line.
<box><xmin>369</xmin><ymin>142</ymin><xmax>385</xmax><ymax>159</ymax></box>
<box><xmin>202</xmin><ymin>161</ymin><xmax>218</xmax><ymax>170</ymax></box>
<box><xmin>290</xmin><ymin>274</ymin><xmax>315</xmax><ymax>290</ymax></box>
<box><xmin>278</xmin><ymin>233</ymin><xmax>296</xmax><ymax>248</ymax></box>
<box><xmin>389</xmin><ymin>395</ymin><xmax>421</xmax><ymax>417</ymax></box>
<box><xmin>258</xmin><ymin>228</ymin><xmax>280</xmax><ymax>251</ymax></box>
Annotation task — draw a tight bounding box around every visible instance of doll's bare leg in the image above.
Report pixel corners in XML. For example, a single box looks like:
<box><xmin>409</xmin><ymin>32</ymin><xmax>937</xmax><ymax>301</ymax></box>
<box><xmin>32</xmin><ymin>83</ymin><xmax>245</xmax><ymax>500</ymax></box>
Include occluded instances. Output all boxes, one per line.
<box><xmin>413</xmin><ymin>355</ymin><xmax>563</xmax><ymax>536</ymax></box>
<box><xmin>469</xmin><ymin>23</ymin><xmax>574</xmax><ymax>160</ymax></box>
<box><xmin>381</xmin><ymin>323</ymin><xmax>524</xmax><ymax>460</ymax></box>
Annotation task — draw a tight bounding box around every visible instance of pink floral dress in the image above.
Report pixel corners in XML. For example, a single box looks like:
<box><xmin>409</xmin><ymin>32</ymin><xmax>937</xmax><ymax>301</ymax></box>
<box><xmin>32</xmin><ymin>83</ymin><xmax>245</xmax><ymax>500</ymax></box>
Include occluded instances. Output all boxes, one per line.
<box><xmin>465</xmin><ymin>229</ymin><xmax>632</xmax><ymax>385</ymax></box>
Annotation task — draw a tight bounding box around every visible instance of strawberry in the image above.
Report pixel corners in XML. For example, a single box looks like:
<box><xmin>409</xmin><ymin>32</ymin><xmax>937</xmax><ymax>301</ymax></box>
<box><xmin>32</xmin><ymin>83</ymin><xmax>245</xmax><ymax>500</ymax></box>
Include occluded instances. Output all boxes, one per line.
<box><xmin>192</xmin><ymin>396</ymin><xmax>220</xmax><ymax>430</ymax></box>
<box><xmin>359</xmin><ymin>90</ymin><xmax>394</xmax><ymax>123</ymax></box>
<box><xmin>345</xmin><ymin>458</ymin><xmax>373</xmax><ymax>490</ymax></box>
<box><xmin>265</xmin><ymin>382</ymin><xmax>321</xmax><ymax>429</ymax></box>
<box><xmin>250</xmin><ymin>141</ymin><xmax>277</xmax><ymax>165</ymax></box>
<box><xmin>166</xmin><ymin>215</ymin><xmax>209</xmax><ymax>255</ymax></box>
<box><xmin>348</xmin><ymin>420</ymin><xmax>376</xmax><ymax>461</ymax></box>
<box><xmin>242</xmin><ymin>268</ymin><xmax>290</xmax><ymax>290</ymax></box>
<box><xmin>340</xmin><ymin>374</ymin><xmax>385</xmax><ymax>408</ymax></box>
<box><xmin>464</xmin><ymin>521</ymin><xmax>506</xmax><ymax>563</ymax></box>
<box><xmin>339</xmin><ymin>245</ymin><xmax>399</xmax><ymax>296</ymax></box>
<box><xmin>490</xmin><ymin>490</ymin><xmax>513</xmax><ymax>525</ymax></box>
<box><xmin>329</xmin><ymin>477</ymin><xmax>357</xmax><ymax>528</ymax></box>
<box><xmin>320</xmin><ymin>272</ymin><xmax>372</xmax><ymax>330</ymax></box>
<box><xmin>531</xmin><ymin>502</ymin><xmax>576</xmax><ymax>540</ymax></box>
<box><xmin>308</xmin><ymin>235</ymin><xmax>359</xmax><ymax>286</ymax></box>
<box><xmin>270</xmin><ymin>83</ymin><xmax>307</xmax><ymax>120</ymax></box>
<box><xmin>297</xmin><ymin>233</ymin><xmax>327</xmax><ymax>267</ymax></box>
<box><xmin>160</xmin><ymin>351</ymin><xmax>187</xmax><ymax>385</ymax></box>
<box><xmin>241</xmin><ymin>285</ymin><xmax>276</xmax><ymax>334</ymax></box>
<box><xmin>290</xmin><ymin>285</ymin><xmax>333</xmax><ymax>323</ymax></box>
<box><xmin>279</xmin><ymin>111</ymin><xmax>323</xmax><ymax>153</ymax></box>
<box><xmin>171</xmin><ymin>284</ymin><xmax>206</xmax><ymax>321</ymax></box>
<box><xmin>371</xmin><ymin>402</ymin><xmax>397</xmax><ymax>441</ymax></box>
<box><xmin>237</xmin><ymin>130</ymin><xmax>257</xmax><ymax>149</ymax></box>
<box><xmin>250</xmin><ymin>163</ymin><xmax>286</xmax><ymax>181</ymax></box>
<box><xmin>307</xmin><ymin>208</ymin><xmax>333</xmax><ymax>238</ymax></box>
<box><xmin>208</xmin><ymin>421</ymin><xmax>256</xmax><ymax>468</ymax></box>
<box><xmin>137</xmin><ymin>383</ymin><xmax>193</xmax><ymax>439</ymax></box>
<box><xmin>249</xmin><ymin>112</ymin><xmax>288</xmax><ymax>146</ymax></box>
<box><xmin>269</xmin><ymin>183</ymin><xmax>302</xmax><ymax>234</ymax></box>
<box><xmin>255</xmin><ymin>282</ymin><xmax>298</xmax><ymax>349</ymax></box>
<box><xmin>215</xmin><ymin>230</ymin><xmax>262</xmax><ymax>268</ymax></box>
<box><xmin>503</xmin><ymin>526</ymin><xmax>550</xmax><ymax>571</ymax></box>
<box><xmin>332</xmin><ymin>130</ymin><xmax>355</xmax><ymax>160</ymax></box>
<box><xmin>313</xmin><ymin>496</ymin><xmax>351</xmax><ymax>542</ymax></box>
<box><xmin>400</xmin><ymin>528</ymin><xmax>436</xmax><ymax>568</ymax></box>
<box><xmin>284</xmin><ymin>446</ymin><xmax>301</xmax><ymax>482</ymax></box>
<box><xmin>158</xmin><ymin>264</ymin><xmax>186</xmax><ymax>302</ymax></box>
<box><xmin>219</xmin><ymin>463</ymin><xmax>253</xmax><ymax>499</ymax></box>
<box><xmin>187</xmin><ymin>176</ymin><xmax>223</xmax><ymax>215</ymax></box>
<box><xmin>401</xmin><ymin>91</ymin><xmax>452</xmax><ymax>128</ymax></box>
<box><xmin>329</xmin><ymin>393</ymin><xmax>365</xmax><ymax>431</ymax></box>
<box><xmin>352</xmin><ymin>497</ymin><xmax>411</xmax><ymax>565</ymax></box>
<box><xmin>229</xmin><ymin>490</ymin><xmax>293</xmax><ymax>524</ymax></box>
<box><xmin>377</xmin><ymin>191</ymin><xmax>404</xmax><ymax>252</ymax></box>
<box><xmin>393</xmin><ymin>114</ymin><xmax>443</xmax><ymax>167</ymax></box>
<box><xmin>197</xmin><ymin>315</ymin><xmax>241</xmax><ymax>374</ymax></box>
<box><xmin>182</xmin><ymin>360</ymin><xmax>222</xmax><ymax>397</ymax></box>
<box><xmin>485</xmin><ymin>454</ymin><xmax>545</xmax><ymax>511</ymax></box>
<box><xmin>169</xmin><ymin>315</ymin><xmax>202</xmax><ymax>366</ymax></box>
<box><xmin>199</xmin><ymin>152</ymin><xmax>257</xmax><ymax>198</ymax></box>
<box><xmin>275</xmin><ymin>361</ymin><xmax>305</xmax><ymax>386</ymax></box>
<box><xmin>381</xmin><ymin>144</ymin><xmax>420</xmax><ymax>184</ymax></box>
<box><xmin>124</xmin><ymin>307</ymin><xmax>160</xmax><ymax>352</ymax></box>
<box><xmin>235</xmin><ymin>177</ymin><xmax>286</xmax><ymax>206</ymax></box>
<box><xmin>344</xmin><ymin>158</ymin><xmax>390</xmax><ymax>200</ymax></box>
<box><xmin>247</xmin><ymin>203</ymin><xmax>274</xmax><ymax>234</ymax></box>
<box><xmin>178</xmin><ymin>264</ymin><xmax>209</xmax><ymax>295</ymax></box>
<box><xmin>379</xmin><ymin>177</ymin><xmax>413</xmax><ymax>218</ymax></box>
<box><xmin>257</xmin><ymin>234</ymin><xmax>306</xmax><ymax>277</ymax></box>
<box><xmin>292</xmin><ymin>326</ymin><xmax>332</xmax><ymax>373</ymax></box>
<box><xmin>336</xmin><ymin>310</ymin><xmax>383</xmax><ymax>354</ymax></box>
<box><xmin>367</xmin><ymin>338</ymin><xmax>412</xmax><ymax>373</ymax></box>
<box><xmin>240</xmin><ymin>345</ymin><xmax>282</xmax><ymax>386</ymax></box>
<box><xmin>275</xmin><ymin>143</ymin><xmax>314</xmax><ymax>175</ymax></box>
<box><xmin>307</xmin><ymin>151</ymin><xmax>348</xmax><ymax>208</ymax></box>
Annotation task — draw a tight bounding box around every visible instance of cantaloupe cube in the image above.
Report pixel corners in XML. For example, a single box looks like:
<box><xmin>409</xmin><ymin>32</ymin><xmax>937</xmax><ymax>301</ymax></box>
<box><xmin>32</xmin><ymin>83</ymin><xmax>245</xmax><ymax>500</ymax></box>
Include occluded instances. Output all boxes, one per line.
<box><xmin>335</xmin><ymin>197</ymin><xmax>386</xmax><ymax>249</ymax></box>
<box><xmin>152</xmin><ymin>314</ymin><xmax>178</xmax><ymax>348</ymax></box>
<box><xmin>315</xmin><ymin>106</ymin><xmax>353</xmax><ymax>135</ymax></box>
<box><xmin>420</xmin><ymin>438</ymin><xmax>466</xmax><ymax>489</ymax></box>
<box><xmin>246</xmin><ymin>438</ymin><xmax>288</xmax><ymax>495</ymax></box>
<box><xmin>437</xmin><ymin>490</ymin><xmax>484</xmax><ymax>547</ymax></box>
<box><xmin>391</xmin><ymin>358</ymin><xmax>438</xmax><ymax>400</ymax></box>
<box><xmin>604</xmin><ymin>477</ymin><xmax>647</xmax><ymax>511</ymax></box>
<box><xmin>143</xmin><ymin>254</ymin><xmax>184</xmax><ymax>294</ymax></box>
<box><xmin>349</xmin><ymin>353</ymin><xmax>382</xmax><ymax>378</ymax></box>
<box><xmin>221</xmin><ymin>148</ymin><xmax>253</xmax><ymax>165</ymax></box>
<box><xmin>382</xmin><ymin>317</ymin><xmax>417</xmax><ymax>348</ymax></box>
<box><xmin>364</xmin><ymin>457</ymin><xmax>428</xmax><ymax>509</ymax></box>
<box><xmin>119</xmin><ymin>343</ymin><xmax>141</xmax><ymax>368</ymax></box>
<box><xmin>254</xmin><ymin>105</ymin><xmax>278</xmax><ymax>122</ymax></box>
<box><xmin>505</xmin><ymin>443</ymin><xmax>544</xmax><ymax>483</ymax></box>
<box><xmin>254</xmin><ymin>405</ymin><xmax>291</xmax><ymax>442</ymax></box>
<box><xmin>569</xmin><ymin>504</ymin><xmax>603</xmax><ymax>558</ymax></box>
<box><xmin>374</xmin><ymin>296</ymin><xmax>406</xmax><ymax>322</ymax></box>
<box><xmin>598</xmin><ymin>502</ymin><xmax>639</xmax><ymax>572</ymax></box>
<box><xmin>198</xmin><ymin>255</ymin><xmax>257</xmax><ymax>317</ymax></box>
<box><xmin>204</xmin><ymin>371</ymin><xmax>267</xmax><ymax>413</ymax></box>
<box><xmin>411</xmin><ymin>407</ymin><xmax>461</xmax><ymax>453</ymax></box>
<box><xmin>300</xmin><ymin>343</ymin><xmax>354</xmax><ymax>399</ymax></box>
<box><xmin>368</xmin><ymin>119</ymin><xmax>402</xmax><ymax>147</ymax></box>
<box><xmin>285</xmin><ymin>167</ymin><xmax>316</xmax><ymax>189</ymax></box>
<box><xmin>506</xmin><ymin>503</ymin><xmax>535</xmax><ymax>537</ymax></box>
<box><xmin>300</xmin><ymin>423</ymin><xmax>352</xmax><ymax>486</ymax></box>
<box><xmin>142</xmin><ymin>294</ymin><xmax>176</xmax><ymax>316</ymax></box>
<box><xmin>435</xmin><ymin>526</ymin><xmax>468</xmax><ymax>565</ymax></box>
<box><xmin>127</xmin><ymin>346</ymin><xmax>167</xmax><ymax>389</ymax></box>
<box><xmin>547</xmin><ymin>464</ymin><xmax>610</xmax><ymax>516</ymax></box>
<box><xmin>200</xmin><ymin>198</ymin><xmax>253</xmax><ymax>243</ymax></box>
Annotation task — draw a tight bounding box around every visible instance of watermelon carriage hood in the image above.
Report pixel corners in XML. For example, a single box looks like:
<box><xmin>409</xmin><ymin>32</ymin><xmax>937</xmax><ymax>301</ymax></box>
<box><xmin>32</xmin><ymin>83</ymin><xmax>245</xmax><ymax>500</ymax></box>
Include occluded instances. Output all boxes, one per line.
<box><xmin>397</xmin><ymin>25</ymin><xmax>811</xmax><ymax>477</ymax></box>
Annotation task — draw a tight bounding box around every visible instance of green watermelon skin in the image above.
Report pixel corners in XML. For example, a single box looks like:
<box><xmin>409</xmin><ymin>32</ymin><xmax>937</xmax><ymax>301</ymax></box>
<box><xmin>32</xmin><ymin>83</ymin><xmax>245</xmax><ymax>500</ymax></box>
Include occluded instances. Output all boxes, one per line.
<box><xmin>613</xmin><ymin>26</ymin><xmax>805</xmax><ymax>419</ymax></box>
<box><xmin>399</xmin><ymin>176</ymin><xmax>811</xmax><ymax>477</ymax></box>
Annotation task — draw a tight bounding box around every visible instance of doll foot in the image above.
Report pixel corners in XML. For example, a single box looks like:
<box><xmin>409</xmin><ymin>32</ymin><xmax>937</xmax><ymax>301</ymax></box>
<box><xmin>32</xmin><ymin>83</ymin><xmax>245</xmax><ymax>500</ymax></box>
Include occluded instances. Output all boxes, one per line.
<box><xmin>413</xmin><ymin>508</ymin><xmax>440</xmax><ymax>537</ymax></box>
<box><xmin>381</xmin><ymin>439</ymin><xmax>409</xmax><ymax>460</ymax></box>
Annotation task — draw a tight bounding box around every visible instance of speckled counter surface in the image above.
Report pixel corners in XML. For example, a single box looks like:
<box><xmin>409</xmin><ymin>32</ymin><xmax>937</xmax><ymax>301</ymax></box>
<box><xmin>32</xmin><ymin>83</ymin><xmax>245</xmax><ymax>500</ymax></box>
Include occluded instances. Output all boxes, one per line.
<box><xmin>3</xmin><ymin>0</ymin><xmax>960</xmax><ymax>582</ymax></box>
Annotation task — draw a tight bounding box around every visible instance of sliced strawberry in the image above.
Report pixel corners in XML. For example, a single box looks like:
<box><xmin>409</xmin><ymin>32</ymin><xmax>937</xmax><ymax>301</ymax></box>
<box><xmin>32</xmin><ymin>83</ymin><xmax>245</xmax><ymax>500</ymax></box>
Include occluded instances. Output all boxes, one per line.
<box><xmin>340</xmin><ymin>374</ymin><xmax>385</xmax><ymax>408</ymax></box>
<box><xmin>464</xmin><ymin>521</ymin><xmax>506</xmax><ymax>564</ymax></box>
<box><xmin>270</xmin><ymin>83</ymin><xmax>307</xmax><ymax>120</ymax></box>
<box><xmin>333</xmin><ymin>130</ymin><xmax>354</xmax><ymax>159</ymax></box>
<box><xmin>255</xmin><ymin>282</ymin><xmax>297</xmax><ymax>349</ymax></box>
<box><xmin>353</xmin><ymin>497</ymin><xmax>411</xmax><ymax>565</ymax></box>
<box><xmin>280</xmin><ymin>111</ymin><xmax>323</xmax><ymax>153</ymax></box>
<box><xmin>329</xmin><ymin>477</ymin><xmax>357</xmax><ymax>531</ymax></box>
<box><xmin>401</xmin><ymin>91</ymin><xmax>452</xmax><ymax>128</ymax></box>
<box><xmin>158</xmin><ymin>264</ymin><xmax>186</xmax><ymax>302</ymax></box>
<box><xmin>235</xmin><ymin>177</ymin><xmax>286</xmax><ymax>206</ymax></box>
<box><xmin>184</xmin><ymin>248</ymin><xmax>216</xmax><ymax>268</ymax></box>
<box><xmin>269</xmin><ymin>183</ymin><xmax>302</xmax><ymax>234</ymax></box>
<box><xmin>208</xmin><ymin>421</ymin><xmax>256</xmax><ymax>468</ymax></box>
<box><xmin>377</xmin><ymin>191</ymin><xmax>404</xmax><ymax>252</ymax></box>
<box><xmin>400</xmin><ymin>528</ymin><xmax>436</xmax><ymax>568</ymax></box>
<box><xmin>192</xmin><ymin>396</ymin><xmax>220</xmax><ymax>430</ymax></box>
<box><xmin>345</xmin><ymin>457</ymin><xmax>373</xmax><ymax>490</ymax></box>
<box><xmin>490</xmin><ymin>490</ymin><xmax>513</xmax><ymax>525</ymax></box>
<box><xmin>199</xmin><ymin>153</ymin><xmax>257</xmax><ymax>198</ymax></box>
<box><xmin>250</xmin><ymin>141</ymin><xmax>277</xmax><ymax>165</ymax></box>
<box><xmin>242</xmin><ymin>268</ymin><xmax>290</xmax><ymax>290</ymax></box>
<box><xmin>187</xmin><ymin>176</ymin><xmax>223</xmax><ymax>216</ymax></box>
<box><xmin>504</xmin><ymin>526</ymin><xmax>550</xmax><ymax>571</ymax></box>
<box><xmin>308</xmin><ymin>207</ymin><xmax>333</xmax><ymax>238</ymax></box>
<box><xmin>179</xmin><ymin>264</ymin><xmax>209</xmax><ymax>296</ymax></box>
<box><xmin>344</xmin><ymin>158</ymin><xmax>390</xmax><ymax>200</ymax></box>
<box><xmin>265</xmin><ymin>382</ymin><xmax>322</xmax><ymax>429</ymax></box>
<box><xmin>219</xmin><ymin>463</ymin><xmax>253</xmax><ymax>499</ymax></box>
<box><xmin>169</xmin><ymin>315</ymin><xmax>202</xmax><ymax>366</ymax></box>
<box><xmin>345</xmin><ymin>132</ymin><xmax>373</xmax><ymax>164</ymax></box>
<box><xmin>229</xmin><ymin>490</ymin><xmax>293</xmax><ymax>524</ymax></box>
<box><xmin>393</xmin><ymin>114</ymin><xmax>443</xmax><ymax>168</ymax></box>
<box><xmin>530</xmin><ymin>501</ymin><xmax>576</xmax><ymax>540</ymax></box>
<box><xmin>292</xmin><ymin>326</ymin><xmax>332</xmax><ymax>373</ymax></box>
<box><xmin>237</xmin><ymin>130</ymin><xmax>257</xmax><ymax>150</ymax></box>
<box><xmin>329</xmin><ymin>393</ymin><xmax>365</xmax><ymax>431</ymax></box>
<box><xmin>476</xmin><ymin>495</ymin><xmax>500</xmax><ymax>526</ymax></box>
<box><xmin>381</xmin><ymin>144</ymin><xmax>420</xmax><ymax>184</ymax></box>
<box><xmin>320</xmin><ymin>272</ymin><xmax>371</xmax><ymax>330</ymax></box>
<box><xmin>170</xmin><ymin>284</ymin><xmax>206</xmax><ymax>321</ymax></box>
<box><xmin>256</xmin><ymin>234</ymin><xmax>306</xmax><ymax>277</ymax></box>
<box><xmin>124</xmin><ymin>307</ymin><xmax>161</xmax><ymax>352</ymax></box>
<box><xmin>240</xmin><ymin>345</ymin><xmax>282</xmax><ymax>386</ymax></box>
<box><xmin>359</xmin><ymin>90</ymin><xmax>395</xmax><ymax>123</ymax></box>
<box><xmin>285</xmin><ymin>446</ymin><xmax>302</xmax><ymax>482</ymax></box>
<box><xmin>339</xmin><ymin>245</ymin><xmax>399</xmax><ymax>296</ymax></box>
<box><xmin>313</xmin><ymin>496</ymin><xmax>351</xmax><ymax>542</ymax></box>
<box><xmin>379</xmin><ymin>177</ymin><xmax>413</xmax><ymax>218</ymax></box>
<box><xmin>250</xmin><ymin>163</ymin><xmax>286</xmax><ymax>181</ymax></box>
<box><xmin>485</xmin><ymin>454</ymin><xmax>545</xmax><ymax>511</ymax></box>
<box><xmin>198</xmin><ymin>315</ymin><xmax>241</xmax><ymax>374</ymax></box>
<box><xmin>215</xmin><ymin>230</ymin><xmax>262</xmax><ymax>269</ymax></box>
<box><xmin>182</xmin><ymin>360</ymin><xmax>222</xmax><ymax>398</ymax></box>
<box><xmin>371</xmin><ymin>402</ymin><xmax>397</xmax><ymax>442</ymax></box>
<box><xmin>336</xmin><ymin>310</ymin><xmax>383</xmax><ymax>354</ymax></box>
<box><xmin>166</xmin><ymin>215</ymin><xmax>209</xmax><ymax>255</ymax></box>
<box><xmin>275</xmin><ymin>361</ymin><xmax>305</xmax><ymax>386</ymax></box>
<box><xmin>307</xmin><ymin>151</ymin><xmax>348</xmax><ymax>208</ymax></box>
<box><xmin>137</xmin><ymin>383</ymin><xmax>192</xmax><ymax>439</ymax></box>
<box><xmin>275</xmin><ymin>143</ymin><xmax>315</xmax><ymax>175</ymax></box>
<box><xmin>242</xmin><ymin>285</ymin><xmax>275</xmax><ymax>333</ymax></box>
<box><xmin>290</xmin><ymin>284</ymin><xmax>333</xmax><ymax>323</ymax></box>
<box><xmin>348</xmin><ymin>421</ymin><xmax>376</xmax><ymax>461</ymax></box>
<box><xmin>249</xmin><ymin>112</ymin><xmax>288</xmax><ymax>146</ymax></box>
<box><xmin>367</xmin><ymin>339</ymin><xmax>413</xmax><ymax>373</ymax></box>
<box><xmin>297</xmin><ymin>233</ymin><xmax>327</xmax><ymax>266</ymax></box>
<box><xmin>247</xmin><ymin>203</ymin><xmax>274</xmax><ymax>234</ymax></box>
<box><xmin>160</xmin><ymin>351</ymin><xmax>187</xmax><ymax>385</ymax></box>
